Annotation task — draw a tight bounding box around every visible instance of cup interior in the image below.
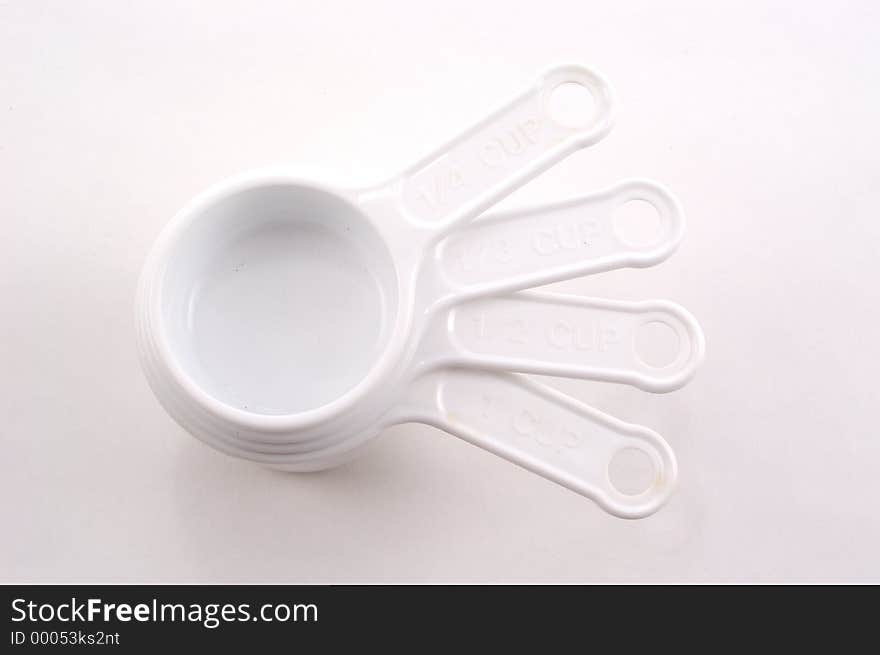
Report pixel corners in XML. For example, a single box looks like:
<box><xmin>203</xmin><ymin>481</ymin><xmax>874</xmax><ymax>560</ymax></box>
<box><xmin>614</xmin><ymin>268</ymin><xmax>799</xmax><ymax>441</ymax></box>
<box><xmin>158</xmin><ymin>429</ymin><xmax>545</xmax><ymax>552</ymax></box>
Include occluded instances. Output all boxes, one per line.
<box><xmin>159</xmin><ymin>180</ymin><xmax>399</xmax><ymax>416</ymax></box>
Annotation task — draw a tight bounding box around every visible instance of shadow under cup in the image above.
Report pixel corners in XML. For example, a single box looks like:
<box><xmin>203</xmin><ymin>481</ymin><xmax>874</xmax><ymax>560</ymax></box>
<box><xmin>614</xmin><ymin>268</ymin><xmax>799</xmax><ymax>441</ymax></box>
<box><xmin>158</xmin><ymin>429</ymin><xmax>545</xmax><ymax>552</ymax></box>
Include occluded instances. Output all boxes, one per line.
<box><xmin>159</xmin><ymin>181</ymin><xmax>400</xmax><ymax>416</ymax></box>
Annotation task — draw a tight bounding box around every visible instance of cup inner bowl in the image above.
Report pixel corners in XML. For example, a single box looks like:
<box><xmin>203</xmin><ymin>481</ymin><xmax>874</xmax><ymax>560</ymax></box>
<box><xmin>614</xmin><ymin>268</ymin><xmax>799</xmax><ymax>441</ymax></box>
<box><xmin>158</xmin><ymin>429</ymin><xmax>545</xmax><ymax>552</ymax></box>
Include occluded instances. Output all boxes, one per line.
<box><xmin>159</xmin><ymin>181</ymin><xmax>398</xmax><ymax>416</ymax></box>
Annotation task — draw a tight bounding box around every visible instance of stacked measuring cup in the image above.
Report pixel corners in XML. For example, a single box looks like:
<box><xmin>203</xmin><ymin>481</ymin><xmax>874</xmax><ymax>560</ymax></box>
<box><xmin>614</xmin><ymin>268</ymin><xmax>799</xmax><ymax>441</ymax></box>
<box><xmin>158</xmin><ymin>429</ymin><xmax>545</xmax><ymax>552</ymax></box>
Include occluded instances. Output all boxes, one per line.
<box><xmin>136</xmin><ymin>64</ymin><xmax>704</xmax><ymax>518</ymax></box>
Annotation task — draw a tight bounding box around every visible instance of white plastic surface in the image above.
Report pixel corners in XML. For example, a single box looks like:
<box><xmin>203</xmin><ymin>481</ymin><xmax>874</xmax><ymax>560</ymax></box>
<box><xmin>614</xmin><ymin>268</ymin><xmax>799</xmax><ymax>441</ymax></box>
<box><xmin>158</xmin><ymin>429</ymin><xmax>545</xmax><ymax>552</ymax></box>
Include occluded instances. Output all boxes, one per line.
<box><xmin>136</xmin><ymin>64</ymin><xmax>704</xmax><ymax>518</ymax></box>
<box><xmin>432</xmin><ymin>293</ymin><xmax>703</xmax><ymax>392</ymax></box>
<box><xmin>401</xmin><ymin>370</ymin><xmax>678</xmax><ymax>518</ymax></box>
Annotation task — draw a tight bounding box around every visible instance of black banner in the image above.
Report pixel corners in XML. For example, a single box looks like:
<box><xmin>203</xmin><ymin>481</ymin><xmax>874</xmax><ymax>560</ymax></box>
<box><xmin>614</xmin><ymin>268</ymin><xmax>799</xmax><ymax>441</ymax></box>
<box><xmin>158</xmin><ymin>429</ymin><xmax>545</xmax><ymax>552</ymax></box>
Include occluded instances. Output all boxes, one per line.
<box><xmin>1</xmin><ymin>585</ymin><xmax>874</xmax><ymax>649</ymax></box>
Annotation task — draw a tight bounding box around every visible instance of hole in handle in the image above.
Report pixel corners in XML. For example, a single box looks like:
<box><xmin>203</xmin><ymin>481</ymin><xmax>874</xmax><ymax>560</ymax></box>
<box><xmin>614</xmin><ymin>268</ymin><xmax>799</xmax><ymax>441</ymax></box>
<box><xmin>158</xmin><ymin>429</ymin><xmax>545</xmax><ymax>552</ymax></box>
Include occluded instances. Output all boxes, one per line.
<box><xmin>634</xmin><ymin>320</ymin><xmax>681</xmax><ymax>369</ymax></box>
<box><xmin>608</xmin><ymin>447</ymin><xmax>657</xmax><ymax>496</ymax></box>
<box><xmin>613</xmin><ymin>199</ymin><xmax>663</xmax><ymax>247</ymax></box>
<box><xmin>547</xmin><ymin>82</ymin><xmax>597</xmax><ymax>128</ymax></box>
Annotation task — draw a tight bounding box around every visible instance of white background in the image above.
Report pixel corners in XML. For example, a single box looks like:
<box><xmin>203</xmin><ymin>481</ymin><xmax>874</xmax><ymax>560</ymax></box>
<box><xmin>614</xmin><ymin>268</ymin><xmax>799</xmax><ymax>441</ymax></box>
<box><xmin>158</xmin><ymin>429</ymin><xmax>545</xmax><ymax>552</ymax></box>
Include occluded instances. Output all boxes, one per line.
<box><xmin>2</xmin><ymin>1</ymin><xmax>878</xmax><ymax>583</ymax></box>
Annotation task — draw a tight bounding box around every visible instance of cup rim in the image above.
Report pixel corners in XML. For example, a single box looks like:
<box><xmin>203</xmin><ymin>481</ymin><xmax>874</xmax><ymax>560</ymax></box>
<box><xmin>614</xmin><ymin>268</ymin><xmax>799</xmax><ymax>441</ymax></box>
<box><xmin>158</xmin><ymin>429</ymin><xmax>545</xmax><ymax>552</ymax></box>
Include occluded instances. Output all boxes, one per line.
<box><xmin>140</xmin><ymin>169</ymin><xmax>412</xmax><ymax>435</ymax></box>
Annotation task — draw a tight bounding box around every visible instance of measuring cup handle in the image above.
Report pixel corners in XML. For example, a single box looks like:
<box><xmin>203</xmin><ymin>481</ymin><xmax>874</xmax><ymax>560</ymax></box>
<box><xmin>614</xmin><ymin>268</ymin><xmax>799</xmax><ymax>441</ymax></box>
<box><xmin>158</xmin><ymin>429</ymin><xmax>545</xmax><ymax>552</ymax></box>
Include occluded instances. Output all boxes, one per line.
<box><xmin>397</xmin><ymin>369</ymin><xmax>677</xmax><ymax>518</ymax></box>
<box><xmin>386</xmin><ymin>64</ymin><xmax>614</xmax><ymax>233</ymax></box>
<box><xmin>432</xmin><ymin>180</ymin><xmax>685</xmax><ymax>303</ymax></box>
<box><xmin>425</xmin><ymin>291</ymin><xmax>704</xmax><ymax>392</ymax></box>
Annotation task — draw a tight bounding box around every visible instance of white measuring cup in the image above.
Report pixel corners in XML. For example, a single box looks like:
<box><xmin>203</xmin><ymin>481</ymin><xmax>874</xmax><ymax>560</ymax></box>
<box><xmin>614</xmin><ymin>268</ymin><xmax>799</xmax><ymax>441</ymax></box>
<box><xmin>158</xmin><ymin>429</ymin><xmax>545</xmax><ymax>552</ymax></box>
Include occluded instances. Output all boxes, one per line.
<box><xmin>137</xmin><ymin>64</ymin><xmax>704</xmax><ymax>518</ymax></box>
